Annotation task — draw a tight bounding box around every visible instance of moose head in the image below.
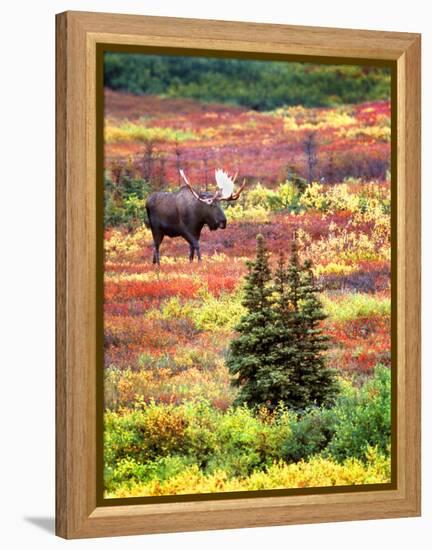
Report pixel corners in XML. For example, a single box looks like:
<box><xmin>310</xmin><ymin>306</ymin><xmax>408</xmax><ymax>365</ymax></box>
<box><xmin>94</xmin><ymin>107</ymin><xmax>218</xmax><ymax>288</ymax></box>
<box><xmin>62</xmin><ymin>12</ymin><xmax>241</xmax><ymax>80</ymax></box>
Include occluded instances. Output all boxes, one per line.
<box><xmin>179</xmin><ymin>168</ymin><xmax>246</xmax><ymax>232</ymax></box>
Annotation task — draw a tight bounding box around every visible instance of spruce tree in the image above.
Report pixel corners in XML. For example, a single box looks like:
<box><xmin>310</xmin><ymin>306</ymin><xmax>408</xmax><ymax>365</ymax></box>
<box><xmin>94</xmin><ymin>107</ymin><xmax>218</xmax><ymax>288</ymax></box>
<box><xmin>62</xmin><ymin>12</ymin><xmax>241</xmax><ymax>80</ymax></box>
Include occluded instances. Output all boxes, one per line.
<box><xmin>277</xmin><ymin>236</ymin><xmax>338</xmax><ymax>410</ymax></box>
<box><xmin>261</xmin><ymin>252</ymin><xmax>298</xmax><ymax>409</ymax></box>
<box><xmin>228</xmin><ymin>233</ymin><xmax>338</xmax><ymax>412</ymax></box>
<box><xmin>295</xmin><ymin>258</ymin><xmax>339</xmax><ymax>407</ymax></box>
<box><xmin>227</xmin><ymin>234</ymin><xmax>278</xmax><ymax>409</ymax></box>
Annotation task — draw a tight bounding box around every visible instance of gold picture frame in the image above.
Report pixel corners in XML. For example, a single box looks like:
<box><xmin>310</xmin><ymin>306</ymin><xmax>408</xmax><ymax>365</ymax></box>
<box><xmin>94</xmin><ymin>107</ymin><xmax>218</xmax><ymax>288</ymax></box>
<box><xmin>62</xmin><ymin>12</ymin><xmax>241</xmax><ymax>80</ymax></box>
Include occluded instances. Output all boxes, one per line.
<box><xmin>56</xmin><ymin>10</ymin><xmax>421</xmax><ymax>539</ymax></box>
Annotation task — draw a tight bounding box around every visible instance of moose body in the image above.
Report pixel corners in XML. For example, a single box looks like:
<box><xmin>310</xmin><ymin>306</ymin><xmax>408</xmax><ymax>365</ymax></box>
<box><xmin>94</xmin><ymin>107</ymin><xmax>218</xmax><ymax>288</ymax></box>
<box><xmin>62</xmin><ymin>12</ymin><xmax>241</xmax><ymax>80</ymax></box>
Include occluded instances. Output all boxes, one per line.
<box><xmin>146</xmin><ymin>187</ymin><xmax>227</xmax><ymax>264</ymax></box>
<box><xmin>146</xmin><ymin>169</ymin><xmax>245</xmax><ymax>264</ymax></box>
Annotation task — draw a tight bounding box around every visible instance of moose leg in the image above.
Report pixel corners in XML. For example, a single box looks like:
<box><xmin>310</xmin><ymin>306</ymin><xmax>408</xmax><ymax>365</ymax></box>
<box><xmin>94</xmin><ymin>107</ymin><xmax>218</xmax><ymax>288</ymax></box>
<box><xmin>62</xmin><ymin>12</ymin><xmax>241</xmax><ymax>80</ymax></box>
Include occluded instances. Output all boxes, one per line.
<box><xmin>152</xmin><ymin>232</ymin><xmax>164</xmax><ymax>265</ymax></box>
<box><xmin>184</xmin><ymin>234</ymin><xmax>201</xmax><ymax>262</ymax></box>
<box><xmin>147</xmin><ymin>212</ymin><xmax>164</xmax><ymax>266</ymax></box>
<box><xmin>190</xmin><ymin>242</ymin><xmax>201</xmax><ymax>262</ymax></box>
<box><xmin>153</xmin><ymin>246</ymin><xmax>159</xmax><ymax>265</ymax></box>
<box><xmin>189</xmin><ymin>243</ymin><xmax>195</xmax><ymax>262</ymax></box>
<box><xmin>191</xmin><ymin>243</ymin><xmax>201</xmax><ymax>261</ymax></box>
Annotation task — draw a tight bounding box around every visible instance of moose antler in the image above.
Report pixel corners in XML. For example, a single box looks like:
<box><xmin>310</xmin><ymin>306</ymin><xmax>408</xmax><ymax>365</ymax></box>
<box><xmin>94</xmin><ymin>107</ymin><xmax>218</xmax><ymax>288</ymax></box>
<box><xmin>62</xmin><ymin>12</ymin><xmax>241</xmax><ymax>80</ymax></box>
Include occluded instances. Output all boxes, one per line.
<box><xmin>215</xmin><ymin>169</ymin><xmax>246</xmax><ymax>201</ymax></box>
<box><xmin>180</xmin><ymin>168</ymin><xmax>246</xmax><ymax>204</ymax></box>
<box><xmin>228</xmin><ymin>178</ymin><xmax>246</xmax><ymax>201</ymax></box>
<box><xmin>179</xmin><ymin>169</ymin><xmax>216</xmax><ymax>204</ymax></box>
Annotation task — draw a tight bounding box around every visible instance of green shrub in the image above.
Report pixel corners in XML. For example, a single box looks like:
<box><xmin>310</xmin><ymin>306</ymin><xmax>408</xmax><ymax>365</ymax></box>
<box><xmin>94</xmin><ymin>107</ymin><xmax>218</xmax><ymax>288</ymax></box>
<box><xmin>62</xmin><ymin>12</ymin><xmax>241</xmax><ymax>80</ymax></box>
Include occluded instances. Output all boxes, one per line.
<box><xmin>206</xmin><ymin>405</ymin><xmax>293</xmax><ymax>477</ymax></box>
<box><xmin>104</xmin><ymin>402</ymin><xmax>190</xmax><ymax>465</ymax></box>
<box><xmin>226</xmin><ymin>181</ymin><xmax>300</xmax><ymax>217</ymax></box>
<box><xmin>104</xmin><ymin>400</ymin><xmax>293</xmax><ymax>483</ymax></box>
<box><xmin>104</xmin><ymin>176</ymin><xmax>152</xmax><ymax>229</ymax></box>
<box><xmin>325</xmin><ymin>365</ymin><xmax>391</xmax><ymax>461</ymax></box>
<box><xmin>104</xmin><ymin>455</ymin><xmax>194</xmax><ymax>492</ymax></box>
<box><xmin>322</xmin><ymin>293</ymin><xmax>391</xmax><ymax>322</ymax></box>
<box><xmin>158</xmin><ymin>290</ymin><xmax>246</xmax><ymax>333</ymax></box>
<box><xmin>267</xmin><ymin>181</ymin><xmax>301</xmax><ymax>212</ymax></box>
<box><xmin>281</xmin><ymin>408</ymin><xmax>335</xmax><ymax>463</ymax></box>
<box><xmin>104</xmin><ymin>366</ymin><xmax>391</xmax><ymax>491</ymax></box>
<box><xmin>192</xmin><ymin>289</ymin><xmax>245</xmax><ymax>331</ymax></box>
<box><xmin>224</xmin><ymin>202</ymin><xmax>270</xmax><ymax>223</ymax></box>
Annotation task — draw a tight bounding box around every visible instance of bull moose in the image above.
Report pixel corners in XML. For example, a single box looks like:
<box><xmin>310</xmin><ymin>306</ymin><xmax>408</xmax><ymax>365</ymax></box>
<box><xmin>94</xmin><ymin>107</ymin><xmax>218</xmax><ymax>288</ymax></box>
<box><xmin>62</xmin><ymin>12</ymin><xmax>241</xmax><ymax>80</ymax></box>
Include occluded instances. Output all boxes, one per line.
<box><xmin>145</xmin><ymin>169</ymin><xmax>246</xmax><ymax>264</ymax></box>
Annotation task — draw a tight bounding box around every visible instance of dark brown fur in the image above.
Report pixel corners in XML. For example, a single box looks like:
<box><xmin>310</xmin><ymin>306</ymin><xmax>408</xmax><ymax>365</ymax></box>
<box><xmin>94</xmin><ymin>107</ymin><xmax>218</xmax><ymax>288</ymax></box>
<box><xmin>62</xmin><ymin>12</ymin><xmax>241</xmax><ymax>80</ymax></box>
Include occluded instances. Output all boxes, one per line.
<box><xmin>146</xmin><ymin>186</ymin><xmax>227</xmax><ymax>264</ymax></box>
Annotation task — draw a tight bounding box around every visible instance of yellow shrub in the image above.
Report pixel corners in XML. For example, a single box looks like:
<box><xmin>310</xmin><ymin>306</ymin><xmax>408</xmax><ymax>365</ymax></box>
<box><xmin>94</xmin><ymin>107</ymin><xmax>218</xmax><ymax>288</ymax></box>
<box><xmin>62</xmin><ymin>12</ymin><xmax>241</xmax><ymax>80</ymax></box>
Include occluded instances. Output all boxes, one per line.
<box><xmin>339</xmin><ymin>125</ymin><xmax>391</xmax><ymax>141</ymax></box>
<box><xmin>296</xmin><ymin>222</ymin><xmax>390</xmax><ymax>266</ymax></box>
<box><xmin>106</xmin><ymin>448</ymin><xmax>390</xmax><ymax>497</ymax></box>
<box><xmin>300</xmin><ymin>183</ymin><xmax>360</xmax><ymax>213</ymax></box>
<box><xmin>299</xmin><ymin>183</ymin><xmax>327</xmax><ymax>211</ymax></box>
<box><xmin>105</xmin><ymin>225</ymin><xmax>152</xmax><ymax>262</ymax></box>
<box><xmin>313</xmin><ymin>263</ymin><xmax>356</xmax><ymax>277</ymax></box>
<box><xmin>191</xmin><ymin>289</ymin><xmax>246</xmax><ymax>331</ymax></box>
<box><xmin>276</xmin><ymin>181</ymin><xmax>298</xmax><ymax>208</ymax></box>
<box><xmin>225</xmin><ymin>203</ymin><xmax>270</xmax><ymax>223</ymax></box>
<box><xmin>105</xmin><ymin>360</ymin><xmax>235</xmax><ymax>410</ymax></box>
<box><xmin>245</xmin><ymin>183</ymin><xmax>276</xmax><ymax>208</ymax></box>
<box><xmin>105</xmin><ymin>123</ymin><xmax>197</xmax><ymax>143</ymax></box>
<box><xmin>159</xmin><ymin>296</ymin><xmax>196</xmax><ymax>320</ymax></box>
<box><xmin>275</xmin><ymin>105</ymin><xmax>357</xmax><ymax>132</ymax></box>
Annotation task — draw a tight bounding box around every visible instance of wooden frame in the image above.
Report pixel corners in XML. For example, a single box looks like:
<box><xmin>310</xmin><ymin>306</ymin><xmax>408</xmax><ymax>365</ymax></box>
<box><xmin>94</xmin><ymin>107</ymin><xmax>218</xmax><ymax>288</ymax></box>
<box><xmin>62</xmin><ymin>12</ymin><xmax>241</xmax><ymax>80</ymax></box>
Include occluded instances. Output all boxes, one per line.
<box><xmin>56</xmin><ymin>10</ymin><xmax>421</xmax><ymax>539</ymax></box>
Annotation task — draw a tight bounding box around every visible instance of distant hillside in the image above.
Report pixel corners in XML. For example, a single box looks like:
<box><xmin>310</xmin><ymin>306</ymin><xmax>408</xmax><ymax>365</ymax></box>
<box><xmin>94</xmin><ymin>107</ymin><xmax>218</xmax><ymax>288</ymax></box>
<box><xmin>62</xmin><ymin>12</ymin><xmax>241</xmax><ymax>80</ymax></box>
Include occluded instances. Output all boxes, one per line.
<box><xmin>104</xmin><ymin>89</ymin><xmax>246</xmax><ymax>120</ymax></box>
<box><xmin>104</xmin><ymin>53</ymin><xmax>391</xmax><ymax>111</ymax></box>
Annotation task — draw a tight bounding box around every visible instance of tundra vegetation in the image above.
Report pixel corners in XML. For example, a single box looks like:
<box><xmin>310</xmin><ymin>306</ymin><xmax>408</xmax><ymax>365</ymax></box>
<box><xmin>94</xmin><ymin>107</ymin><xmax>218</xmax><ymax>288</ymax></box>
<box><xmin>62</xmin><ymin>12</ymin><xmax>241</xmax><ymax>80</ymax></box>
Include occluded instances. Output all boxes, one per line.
<box><xmin>103</xmin><ymin>57</ymin><xmax>392</xmax><ymax>497</ymax></box>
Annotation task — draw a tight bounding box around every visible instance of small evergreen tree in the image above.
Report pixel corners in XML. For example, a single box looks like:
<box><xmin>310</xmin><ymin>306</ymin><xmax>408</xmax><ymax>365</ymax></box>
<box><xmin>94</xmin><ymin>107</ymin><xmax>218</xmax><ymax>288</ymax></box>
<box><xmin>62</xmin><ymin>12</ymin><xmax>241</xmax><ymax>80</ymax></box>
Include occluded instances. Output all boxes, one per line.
<box><xmin>227</xmin><ymin>234</ymin><xmax>278</xmax><ymax>409</ymax></box>
<box><xmin>259</xmin><ymin>252</ymin><xmax>298</xmax><ymax>409</ymax></box>
<box><xmin>280</xmin><ymin>238</ymin><xmax>339</xmax><ymax>410</ymax></box>
<box><xmin>228</xmin><ymin>234</ymin><xmax>338</xmax><ymax>412</ymax></box>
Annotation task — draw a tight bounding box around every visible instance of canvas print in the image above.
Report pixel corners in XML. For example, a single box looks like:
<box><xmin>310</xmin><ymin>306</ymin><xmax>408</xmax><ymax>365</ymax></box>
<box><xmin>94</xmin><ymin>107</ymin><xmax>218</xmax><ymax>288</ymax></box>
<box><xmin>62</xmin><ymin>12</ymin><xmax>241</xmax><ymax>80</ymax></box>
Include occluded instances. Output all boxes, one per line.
<box><xmin>102</xmin><ymin>51</ymin><xmax>392</xmax><ymax>499</ymax></box>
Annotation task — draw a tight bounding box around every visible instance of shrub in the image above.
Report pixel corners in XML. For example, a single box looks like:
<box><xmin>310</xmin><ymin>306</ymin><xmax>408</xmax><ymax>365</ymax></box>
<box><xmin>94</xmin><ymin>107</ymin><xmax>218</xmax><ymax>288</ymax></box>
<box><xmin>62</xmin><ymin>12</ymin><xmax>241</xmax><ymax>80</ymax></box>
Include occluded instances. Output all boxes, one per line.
<box><xmin>105</xmin><ymin>448</ymin><xmax>390</xmax><ymax>497</ymax></box>
<box><xmin>105</xmin><ymin>122</ymin><xmax>197</xmax><ymax>143</ymax></box>
<box><xmin>159</xmin><ymin>296</ymin><xmax>195</xmax><ymax>321</ymax></box>
<box><xmin>224</xmin><ymin>203</ymin><xmax>270</xmax><ymax>223</ymax></box>
<box><xmin>104</xmin><ymin>359</ymin><xmax>237</xmax><ymax>411</ymax></box>
<box><xmin>192</xmin><ymin>289</ymin><xmax>245</xmax><ymax>331</ymax></box>
<box><xmin>206</xmin><ymin>405</ymin><xmax>293</xmax><ymax>477</ymax></box>
<box><xmin>325</xmin><ymin>365</ymin><xmax>391</xmax><ymax>461</ymax></box>
<box><xmin>104</xmin><ymin>400</ymin><xmax>294</xmax><ymax>481</ymax></box>
<box><xmin>104</xmin><ymin>176</ymin><xmax>152</xmax><ymax>229</ymax></box>
<box><xmin>224</xmin><ymin>182</ymin><xmax>300</xmax><ymax>220</ymax></box>
<box><xmin>281</xmin><ymin>408</ymin><xmax>335</xmax><ymax>463</ymax></box>
<box><xmin>298</xmin><ymin>182</ymin><xmax>390</xmax><ymax>219</ymax></box>
<box><xmin>104</xmin><ymin>225</ymin><xmax>153</xmax><ymax>262</ymax></box>
<box><xmin>321</xmin><ymin>293</ymin><xmax>390</xmax><ymax>322</ymax></box>
<box><xmin>104</xmin><ymin>455</ymin><xmax>194</xmax><ymax>493</ymax></box>
<box><xmin>104</xmin><ymin>402</ymin><xmax>190</xmax><ymax>465</ymax></box>
<box><xmin>270</xmin><ymin>181</ymin><xmax>300</xmax><ymax>211</ymax></box>
<box><xmin>104</xmin><ymin>365</ymin><xmax>391</xmax><ymax>494</ymax></box>
<box><xmin>245</xmin><ymin>183</ymin><xmax>277</xmax><ymax>208</ymax></box>
<box><xmin>300</xmin><ymin>183</ymin><xmax>359</xmax><ymax>213</ymax></box>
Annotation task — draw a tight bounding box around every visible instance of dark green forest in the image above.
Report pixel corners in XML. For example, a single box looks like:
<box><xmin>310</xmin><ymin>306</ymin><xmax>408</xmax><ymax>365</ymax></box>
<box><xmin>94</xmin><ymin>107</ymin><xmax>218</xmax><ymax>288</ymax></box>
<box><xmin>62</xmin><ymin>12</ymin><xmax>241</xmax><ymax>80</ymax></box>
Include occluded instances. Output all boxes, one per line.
<box><xmin>104</xmin><ymin>52</ymin><xmax>391</xmax><ymax>110</ymax></box>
